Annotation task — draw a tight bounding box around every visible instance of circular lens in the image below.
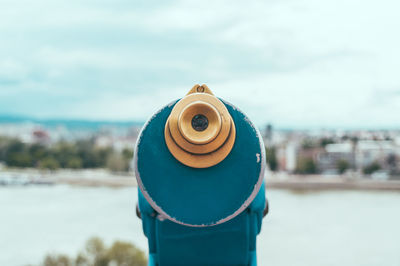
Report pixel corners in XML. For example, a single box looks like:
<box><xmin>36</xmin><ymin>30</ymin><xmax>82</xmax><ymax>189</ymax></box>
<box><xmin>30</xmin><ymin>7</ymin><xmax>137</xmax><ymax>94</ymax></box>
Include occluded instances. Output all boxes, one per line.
<box><xmin>191</xmin><ymin>114</ymin><xmax>209</xmax><ymax>131</ymax></box>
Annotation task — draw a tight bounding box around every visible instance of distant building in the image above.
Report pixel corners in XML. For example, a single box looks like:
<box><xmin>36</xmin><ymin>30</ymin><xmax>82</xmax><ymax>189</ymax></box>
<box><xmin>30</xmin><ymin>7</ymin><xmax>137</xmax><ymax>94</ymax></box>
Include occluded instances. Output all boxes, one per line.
<box><xmin>263</xmin><ymin>124</ymin><xmax>273</xmax><ymax>145</ymax></box>
<box><xmin>95</xmin><ymin>135</ymin><xmax>136</xmax><ymax>152</ymax></box>
<box><xmin>285</xmin><ymin>142</ymin><xmax>298</xmax><ymax>173</ymax></box>
<box><xmin>355</xmin><ymin>141</ymin><xmax>396</xmax><ymax>168</ymax></box>
<box><xmin>32</xmin><ymin>129</ymin><xmax>50</xmax><ymax>145</ymax></box>
<box><xmin>317</xmin><ymin>142</ymin><xmax>355</xmax><ymax>173</ymax></box>
<box><xmin>113</xmin><ymin>137</ymin><xmax>136</xmax><ymax>152</ymax></box>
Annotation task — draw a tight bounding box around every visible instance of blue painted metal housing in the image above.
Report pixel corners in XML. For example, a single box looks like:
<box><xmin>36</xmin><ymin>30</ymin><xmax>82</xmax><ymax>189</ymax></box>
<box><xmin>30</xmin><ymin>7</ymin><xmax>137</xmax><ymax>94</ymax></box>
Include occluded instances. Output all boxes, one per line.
<box><xmin>135</xmin><ymin>99</ymin><xmax>266</xmax><ymax>265</ymax></box>
<box><xmin>138</xmin><ymin>183</ymin><xmax>265</xmax><ymax>266</ymax></box>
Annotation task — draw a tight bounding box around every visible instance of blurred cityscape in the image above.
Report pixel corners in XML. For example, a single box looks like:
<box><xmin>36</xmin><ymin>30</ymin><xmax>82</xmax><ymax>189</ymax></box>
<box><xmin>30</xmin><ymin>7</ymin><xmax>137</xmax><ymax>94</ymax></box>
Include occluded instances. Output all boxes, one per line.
<box><xmin>1</xmin><ymin>118</ymin><xmax>400</xmax><ymax>265</ymax></box>
<box><xmin>1</xmin><ymin>117</ymin><xmax>399</xmax><ymax>185</ymax></box>
<box><xmin>262</xmin><ymin>124</ymin><xmax>400</xmax><ymax>180</ymax></box>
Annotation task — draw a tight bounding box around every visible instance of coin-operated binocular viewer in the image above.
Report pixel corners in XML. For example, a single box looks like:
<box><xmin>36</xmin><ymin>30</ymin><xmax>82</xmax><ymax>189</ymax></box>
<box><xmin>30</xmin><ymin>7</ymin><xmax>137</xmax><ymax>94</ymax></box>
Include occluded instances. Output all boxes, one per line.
<box><xmin>134</xmin><ymin>85</ymin><xmax>267</xmax><ymax>266</ymax></box>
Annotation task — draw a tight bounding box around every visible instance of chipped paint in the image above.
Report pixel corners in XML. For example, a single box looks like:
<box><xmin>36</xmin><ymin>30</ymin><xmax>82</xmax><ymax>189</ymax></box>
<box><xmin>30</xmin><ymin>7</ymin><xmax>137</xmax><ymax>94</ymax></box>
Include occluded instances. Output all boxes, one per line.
<box><xmin>167</xmin><ymin>98</ymin><xmax>181</xmax><ymax>108</ymax></box>
<box><xmin>157</xmin><ymin>213</ymin><xmax>167</xmax><ymax>221</ymax></box>
<box><xmin>256</xmin><ymin>153</ymin><xmax>261</xmax><ymax>163</ymax></box>
<box><xmin>135</xmin><ymin>99</ymin><xmax>266</xmax><ymax>227</ymax></box>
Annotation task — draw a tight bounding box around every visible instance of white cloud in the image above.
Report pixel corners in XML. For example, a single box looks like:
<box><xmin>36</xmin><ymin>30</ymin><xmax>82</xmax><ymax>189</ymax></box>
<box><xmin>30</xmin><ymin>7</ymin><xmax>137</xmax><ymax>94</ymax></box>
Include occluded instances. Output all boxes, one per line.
<box><xmin>0</xmin><ymin>0</ymin><xmax>399</xmax><ymax>128</ymax></box>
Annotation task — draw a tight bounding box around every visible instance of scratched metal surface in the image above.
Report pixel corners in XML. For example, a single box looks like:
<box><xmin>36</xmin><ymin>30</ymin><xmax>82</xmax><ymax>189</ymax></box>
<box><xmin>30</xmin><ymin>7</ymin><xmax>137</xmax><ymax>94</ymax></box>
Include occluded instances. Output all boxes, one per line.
<box><xmin>135</xmin><ymin>99</ymin><xmax>265</xmax><ymax>226</ymax></box>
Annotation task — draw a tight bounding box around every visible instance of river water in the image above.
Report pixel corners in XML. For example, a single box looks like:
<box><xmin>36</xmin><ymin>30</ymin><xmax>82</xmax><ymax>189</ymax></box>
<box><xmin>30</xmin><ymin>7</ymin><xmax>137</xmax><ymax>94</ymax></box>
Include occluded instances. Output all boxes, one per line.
<box><xmin>1</xmin><ymin>185</ymin><xmax>399</xmax><ymax>266</ymax></box>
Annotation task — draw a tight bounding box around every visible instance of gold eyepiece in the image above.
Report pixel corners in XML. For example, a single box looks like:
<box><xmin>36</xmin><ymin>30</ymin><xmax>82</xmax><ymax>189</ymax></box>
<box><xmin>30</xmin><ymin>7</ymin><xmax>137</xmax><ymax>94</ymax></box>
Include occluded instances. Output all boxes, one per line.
<box><xmin>165</xmin><ymin>84</ymin><xmax>236</xmax><ymax>168</ymax></box>
<box><xmin>178</xmin><ymin>101</ymin><xmax>221</xmax><ymax>145</ymax></box>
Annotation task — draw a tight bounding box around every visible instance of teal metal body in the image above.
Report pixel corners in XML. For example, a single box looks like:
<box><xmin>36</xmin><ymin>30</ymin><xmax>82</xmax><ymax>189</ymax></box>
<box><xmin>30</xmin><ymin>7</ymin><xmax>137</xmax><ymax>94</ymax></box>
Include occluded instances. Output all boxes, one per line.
<box><xmin>138</xmin><ymin>183</ymin><xmax>265</xmax><ymax>266</ymax></box>
<box><xmin>135</xmin><ymin>99</ymin><xmax>266</xmax><ymax>266</ymax></box>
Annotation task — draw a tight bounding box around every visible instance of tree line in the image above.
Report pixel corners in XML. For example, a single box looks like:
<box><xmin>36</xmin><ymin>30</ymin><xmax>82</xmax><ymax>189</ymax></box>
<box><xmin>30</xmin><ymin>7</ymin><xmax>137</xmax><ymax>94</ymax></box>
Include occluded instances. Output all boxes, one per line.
<box><xmin>0</xmin><ymin>137</ymin><xmax>133</xmax><ymax>172</ymax></box>
<box><xmin>40</xmin><ymin>237</ymin><xmax>146</xmax><ymax>266</ymax></box>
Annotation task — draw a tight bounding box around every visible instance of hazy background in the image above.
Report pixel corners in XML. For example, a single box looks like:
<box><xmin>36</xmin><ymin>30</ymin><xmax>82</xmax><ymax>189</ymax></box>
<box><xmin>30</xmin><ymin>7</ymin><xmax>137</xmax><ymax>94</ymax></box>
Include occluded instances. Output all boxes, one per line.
<box><xmin>1</xmin><ymin>1</ymin><xmax>400</xmax><ymax>266</ymax></box>
<box><xmin>1</xmin><ymin>0</ymin><xmax>399</xmax><ymax>128</ymax></box>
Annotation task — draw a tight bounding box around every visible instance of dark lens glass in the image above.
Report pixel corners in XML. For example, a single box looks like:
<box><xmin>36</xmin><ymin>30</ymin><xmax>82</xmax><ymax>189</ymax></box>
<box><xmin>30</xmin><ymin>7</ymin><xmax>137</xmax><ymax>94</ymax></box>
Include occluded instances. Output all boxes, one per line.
<box><xmin>191</xmin><ymin>114</ymin><xmax>209</xmax><ymax>131</ymax></box>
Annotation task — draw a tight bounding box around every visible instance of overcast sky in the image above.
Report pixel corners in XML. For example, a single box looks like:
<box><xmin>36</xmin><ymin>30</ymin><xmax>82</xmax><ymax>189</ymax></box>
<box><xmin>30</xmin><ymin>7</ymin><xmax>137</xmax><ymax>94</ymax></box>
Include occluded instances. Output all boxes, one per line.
<box><xmin>0</xmin><ymin>0</ymin><xmax>399</xmax><ymax>128</ymax></box>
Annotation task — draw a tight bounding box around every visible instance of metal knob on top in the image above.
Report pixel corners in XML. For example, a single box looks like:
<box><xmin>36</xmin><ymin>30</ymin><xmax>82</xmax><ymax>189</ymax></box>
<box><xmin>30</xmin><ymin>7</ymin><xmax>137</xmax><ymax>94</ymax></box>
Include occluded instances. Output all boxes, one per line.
<box><xmin>164</xmin><ymin>84</ymin><xmax>236</xmax><ymax>168</ymax></box>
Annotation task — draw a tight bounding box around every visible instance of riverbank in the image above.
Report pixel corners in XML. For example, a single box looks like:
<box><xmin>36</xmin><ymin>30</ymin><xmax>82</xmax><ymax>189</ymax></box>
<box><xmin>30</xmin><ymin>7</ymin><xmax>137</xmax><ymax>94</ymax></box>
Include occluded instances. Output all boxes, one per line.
<box><xmin>267</xmin><ymin>175</ymin><xmax>400</xmax><ymax>191</ymax></box>
<box><xmin>1</xmin><ymin>168</ymin><xmax>400</xmax><ymax>191</ymax></box>
<box><xmin>0</xmin><ymin>168</ymin><xmax>136</xmax><ymax>187</ymax></box>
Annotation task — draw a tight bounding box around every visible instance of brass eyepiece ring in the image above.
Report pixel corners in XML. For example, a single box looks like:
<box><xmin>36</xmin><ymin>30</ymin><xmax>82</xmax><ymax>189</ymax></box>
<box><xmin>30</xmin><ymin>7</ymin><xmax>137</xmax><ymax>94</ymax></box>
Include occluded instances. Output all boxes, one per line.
<box><xmin>178</xmin><ymin>101</ymin><xmax>222</xmax><ymax>145</ymax></box>
<box><xmin>164</xmin><ymin>85</ymin><xmax>236</xmax><ymax>168</ymax></box>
